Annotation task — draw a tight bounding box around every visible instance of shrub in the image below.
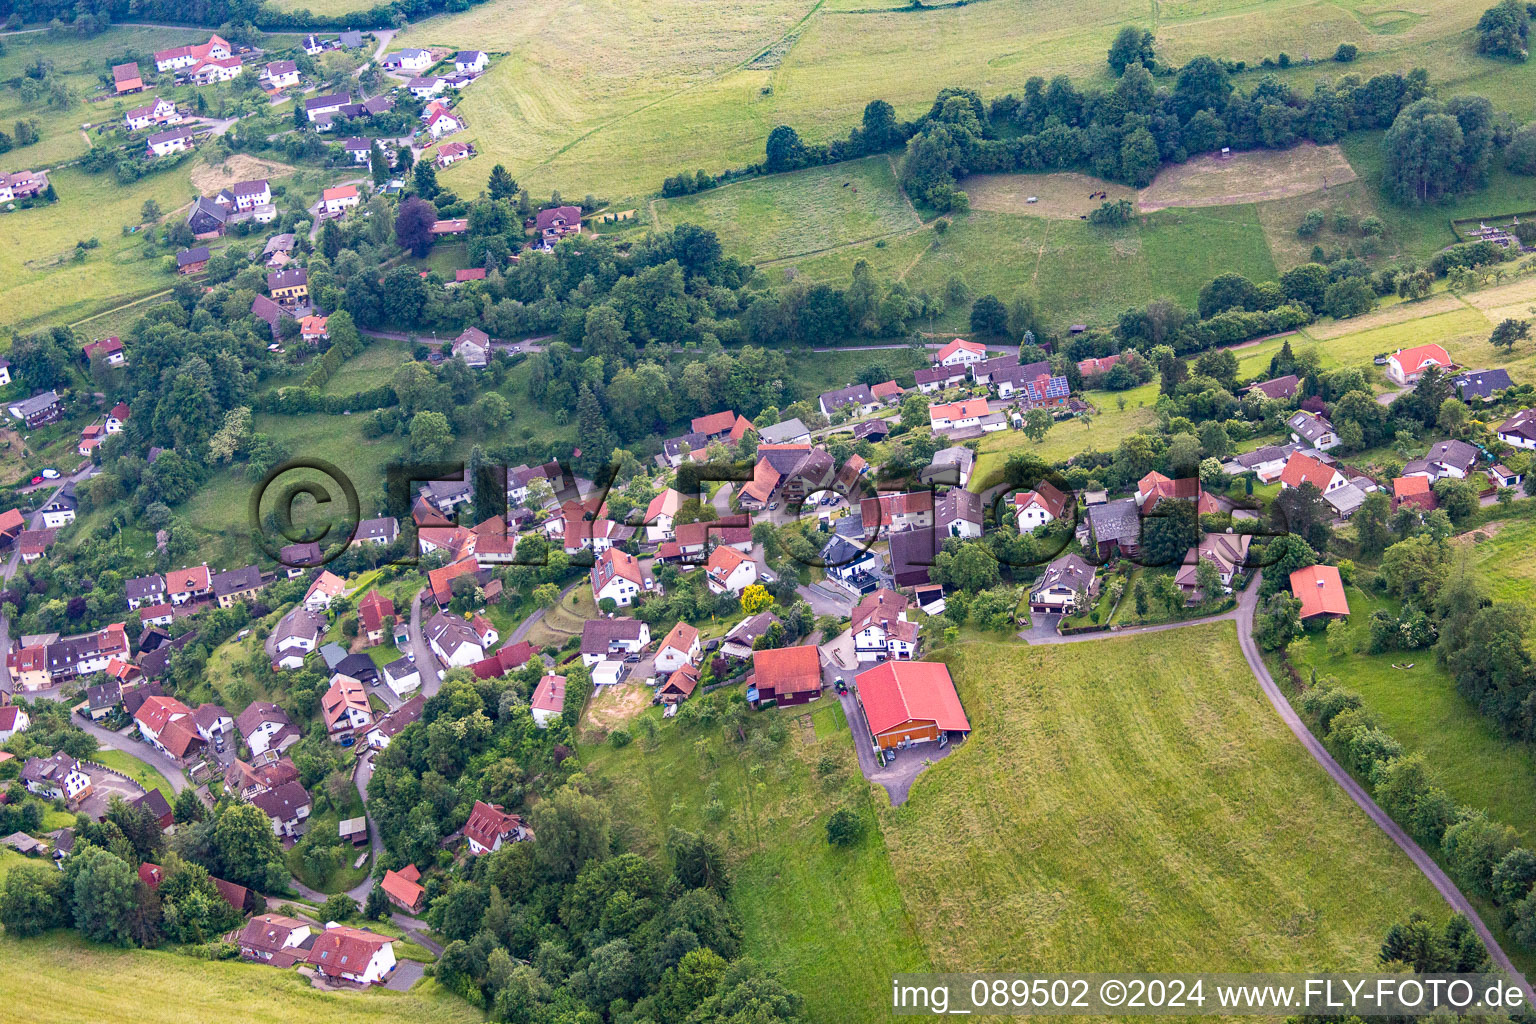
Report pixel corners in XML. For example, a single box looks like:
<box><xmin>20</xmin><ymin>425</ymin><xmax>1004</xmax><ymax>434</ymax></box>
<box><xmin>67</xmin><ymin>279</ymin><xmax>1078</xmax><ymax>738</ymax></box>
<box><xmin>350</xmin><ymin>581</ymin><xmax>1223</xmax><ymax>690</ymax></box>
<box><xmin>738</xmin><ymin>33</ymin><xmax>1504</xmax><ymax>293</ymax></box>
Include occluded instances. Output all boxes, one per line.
<box><xmin>609</xmin><ymin>728</ymin><xmax>632</xmax><ymax>748</ymax></box>
<box><xmin>1297</xmin><ymin>209</ymin><xmax>1325</xmax><ymax>237</ymax></box>
<box><xmin>1334</xmin><ymin>42</ymin><xmax>1359</xmax><ymax>61</ymax></box>
<box><xmin>826</xmin><ymin>808</ymin><xmax>866</xmax><ymax>847</ymax></box>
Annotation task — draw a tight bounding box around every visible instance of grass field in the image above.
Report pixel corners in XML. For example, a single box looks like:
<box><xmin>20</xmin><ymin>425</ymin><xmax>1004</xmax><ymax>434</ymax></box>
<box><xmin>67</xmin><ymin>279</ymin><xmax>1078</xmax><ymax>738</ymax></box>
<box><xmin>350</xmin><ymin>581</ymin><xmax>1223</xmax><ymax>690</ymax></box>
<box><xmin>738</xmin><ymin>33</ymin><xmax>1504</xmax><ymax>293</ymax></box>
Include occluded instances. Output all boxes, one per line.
<box><xmin>91</xmin><ymin>748</ymin><xmax>175</xmax><ymax>798</ymax></box>
<box><xmin>0</xmin><ymin>933</ymin><xmax>477</xmax><ymax>1024</ymax></box>
<box><xmin>970</xmin><ymin>382</ymin><xmax>1160</xmax><ymax>485</ymax></box>
<box><xmin>653</xmin><ymin>155</ymin><xmax>920</xmax><ymax>261</ymax></box>
<box><xmin>962</xmin><ymin>170</ymin><xmax>1137</xmax><ymax>219</ymax></box>
<box><xmin>583</xmin><ymin>624</ymin><xmax>1449</xmax><ymax>1022</ymax></box>
<box><xmin>1138</xmin><ymin>142</ymin><xmax>1355</xmax><ymax>212</ymax></box>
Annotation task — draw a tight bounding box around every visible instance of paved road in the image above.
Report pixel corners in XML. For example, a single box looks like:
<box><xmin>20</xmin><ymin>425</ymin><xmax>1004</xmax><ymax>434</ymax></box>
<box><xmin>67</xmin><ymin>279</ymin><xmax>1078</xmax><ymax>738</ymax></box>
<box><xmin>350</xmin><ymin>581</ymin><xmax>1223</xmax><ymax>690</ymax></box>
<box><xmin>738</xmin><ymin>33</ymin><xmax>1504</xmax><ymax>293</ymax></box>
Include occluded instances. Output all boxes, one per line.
<box><xmin>1019</xmin><ymin>602</ymin><xmax>1240</xmax><ymax>645</ymax></box>
<box><xmin>406</xmin><ymin>588</ymin><xmax>444</xmax><ymax>696</ymax></box>
<box><xmin>1031</xmin><ymin>575</ymin><xmax>1535</xmax><ymax>1000</ymax></box>
<box><xmin>506</xmin><ymin>580</ymin><xmax>581</xmax><ymax>646</ymax></box>
<box><xmin>79</xmin><ymin>720</ymin><xmax>190</xmax><ymax>794</ymax></box>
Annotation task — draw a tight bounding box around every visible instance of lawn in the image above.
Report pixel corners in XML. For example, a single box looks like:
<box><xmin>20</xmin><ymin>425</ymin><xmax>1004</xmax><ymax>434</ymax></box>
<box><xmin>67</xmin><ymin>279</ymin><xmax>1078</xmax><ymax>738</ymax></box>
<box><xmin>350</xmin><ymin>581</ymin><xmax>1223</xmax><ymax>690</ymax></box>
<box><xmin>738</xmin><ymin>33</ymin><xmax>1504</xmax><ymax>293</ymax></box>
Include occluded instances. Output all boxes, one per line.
<box><xmin>90</xmin><ymin>748</ymin><xmax>175</xmax><ymax>798</ymax></box>
<box><xmin>653</xmin><ymin>155</ymin><xmax>920</xmax><ymax>262</ymax></box>
<box><xmin>1285</xmin><ymin>585</ymin><xmax>1536</xmax><ymax>843</ymax></box>
<box><xmin>0</xmin><ymin>933</ymin><xmax>477</xmax><ymax>1023</ymax></box>
<box><xmin>970</xmin><ymin>382</ymin><xmax>1160</xmax><ymax>486</ymax></box>
<box><xmin>894</xmin><ymin>625</ymin><xmax>1446</xmax><ymax>974</ymax></box>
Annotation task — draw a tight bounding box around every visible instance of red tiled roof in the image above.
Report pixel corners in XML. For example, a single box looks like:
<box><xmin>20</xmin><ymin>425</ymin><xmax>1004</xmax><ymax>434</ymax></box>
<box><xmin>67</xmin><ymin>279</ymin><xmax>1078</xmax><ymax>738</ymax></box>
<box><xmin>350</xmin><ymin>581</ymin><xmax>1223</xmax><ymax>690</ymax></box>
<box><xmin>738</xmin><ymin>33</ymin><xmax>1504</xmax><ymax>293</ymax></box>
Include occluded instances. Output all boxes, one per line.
<box><xmin>531</xmin><ymin>674</ymin><xmax>566</xmax><ymax>714</ymax></box>
<box><xmin>429</xmin><ymin>557</ymin><xmax>478</xmax><ymax>604</ymax></box>
<box><xmin>1393</xmin><ymin>475</ymin><xmax>1431</xmax><ymax>498</ymax></box>
<box><xmin>0</xmin><ymin>508</ymin><xmax>24</xmax><ymax>535</ymax></box>
<box><xmin>750</xmin><ymin>645</ymin><xmax>821</xmax><ymax>698</ymax></box>
<box><xmin>307</xmin><ymin>925</ymin><xmax>391</xmax><ymax>978</ymax></box>
<box><xmin>929</xmin><ymin>398</ymin><xmax>989</xmax><ymax>421</ymax></box>
<box><xmin>1290</xmin><ymin>564</ymin><xmax>1350</xmax><ymax>619</ymax></box>
<box><xmin>462</xmin><ymin>799</ymin><xmax>520</xmax><ymax>851</ymax></box>
<box><xmin>1391</xmin><ymin>343</ymin><xmax>1450</xmax><ymax>375</ymax></box>
<box><xmin>935</xmin><ymin>338</ymin><xmax>984</xmax><ymax>361</ymax></box>
<box><xmin>381</xmin><ymin>868</ymin><xmax>424</xmax><ymax>910</ymax></box>
<box><xmin>658</xmin><ymin>621</ymin><xmax>700</xmax><ymax>656</ymax></box>
<box><xmin>1279</xmin><ymin>452</ymin><xmax>1339</xmax><ymax>491</ymax></box>
<box><xmin>165</xmin><ymin>566</ymin><xmax>211</xmax><ymax>593</ymax></box>
<box><xmin>691</xmin><ymin>410</ymin><xmax>739</xmax><ymax>436</ymax></box>
<box><xmin>1014</xmin><ymin>480</ymin><xmax>1069</xmax><ymax>519</ymax></box>
<box><xmin>357</xmin><ymin>590</ymin><xmax>395</xmax><ymax>633</ymax></box>
<box><xmin>855</xmin><ymin>660</ymin><xmax>970</xmax><ymax>736</ymax></box>
<box><xmin>659</xmin><ymin>664</ymin><xmax>700</xmax><ymax>699</ymax></box>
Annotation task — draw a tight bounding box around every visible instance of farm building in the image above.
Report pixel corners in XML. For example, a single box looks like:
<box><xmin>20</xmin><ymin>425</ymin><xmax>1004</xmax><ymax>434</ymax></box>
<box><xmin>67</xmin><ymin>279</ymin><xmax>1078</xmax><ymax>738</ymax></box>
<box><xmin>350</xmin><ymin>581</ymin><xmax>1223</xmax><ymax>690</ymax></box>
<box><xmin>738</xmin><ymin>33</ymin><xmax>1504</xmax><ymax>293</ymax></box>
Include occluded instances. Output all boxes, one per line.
<box><xmin>854</xmin><ymin>660</ymin><xmax>970</xmax><ymax>751</ymax></box>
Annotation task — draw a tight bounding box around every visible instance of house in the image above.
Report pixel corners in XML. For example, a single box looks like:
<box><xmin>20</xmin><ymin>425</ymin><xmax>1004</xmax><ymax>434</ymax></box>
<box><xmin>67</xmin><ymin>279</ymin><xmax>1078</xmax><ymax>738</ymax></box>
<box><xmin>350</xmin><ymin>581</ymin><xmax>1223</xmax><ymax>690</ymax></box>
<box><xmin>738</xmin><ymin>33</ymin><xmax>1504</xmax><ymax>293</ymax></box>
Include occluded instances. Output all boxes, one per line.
<box><xmin>692</xmin><ymin>409</ymin><xmax>755</xmax><ymax>443</ymax></box>
<box><xmin>851</xmin><ymin>589</ymin><xmax>918</xmax><ymax>662</ymax></box>
<box><xmin>250</xmin><ymin>779</ymin><xmax>311</xmax><ymax>837</ymax></box>
<box><xmin>591</xmin><ymin>548</ymin><xmax>646</xmax><ymax>607</ymax></box>
<box><xmin>993</xmin><ymin>366</ymin><xmax>1071</xmax><ymax>408</ymax></box>
<box><xmin>268</xmin><ymin>268</ymin><xmax>309</xmax><ymax>306</ymax></box>
<box><xmin>1492</xmin><ymin>464</ymin><xmax>1524</xmax><ymax>489</ymax></box>
<box><xmin>192</xmin><ymin>703</ymin><xmax>233</xmax><ymax>743</ymax></box>
<box><xmin>322</xmin><ymin>184</ymin><xmax>360</xmax><ymax>216</ymax></box>
<box><xmin>860</xmin><ymin>490</ymin><xmax>934</xmax><ymax>537</ymax></box>
<box><xmin>16</xmin><ymin>528</ymin><xmax>57</xmax><ymax>563</ymax></box>
<box><xmin>748</xmin><ymin>645</ymin><xmax>822</xmax><ymax>708</ymax></box>
<box><xmin>304</xmin><ymin>571</ymin><xmax>346</xmax><ymax>611</ymax></box>
<box><xmin>654</xmin><ymin>621</ymin><xmax>702</xmax><ymax>674</ymax></box>
<box><xmin>1028</xmin><ymin>552</ymin><xmax>1098</xmax><ymax>613</ymax></box>
<box><xmin>125</xmin><ymin>97</ymin><xmax>179</xmax><ymax>131</ymax></box>
<box><xmin>1287</xmin><ymin>410</ymin><xmax>1339</xmax><ymax>451</ymax></box>
<box><xmin>655</xmin><ymin>665</ymin><xmax>700</xmax><ymax>704</ymax></box>
<box><xmin>453</xmin><ymin>49</ymin><xmax>489</xmax><ymax>73</ymax></box>
<box><xmin>452</xmin><ymin>326</ymin><xmax>490</xmax><ymax>367</ymax></box>
<box><xmin>216</xmin><ymin>178</ymin><xmax>271</xmax><ymax>211</ymax></box>
<box><xmin>237</xmin><ymin>914</ymin><xmax>314</xmax><ymax>967</ymax></box>
<box><xmin>81</xmin><ymin>336</ymin><xmax>126</xmax><ymax>369</ymax></box>
<box><xmin>1392</xmin><ymin>475</ymin><xmax>1436</xmax><ymax>512</ymax></box>
<box><xmin>262</xmin><ymin>59</ymin><xmax>300</xmax><ymax>89</ymax></box>
<box><xmin>21</xmin><ymin>753</ymin><xmax>92</xmax><ymax>803</ymax></box>
<box><xmin>533</xmin><ymin>205</ymin><xmax>582</xmax><ymax>246</ymax></box>
<box><xmin>0</xmin><ymin>705</ymin><xmax>30</xmax><ymax>743</ymax></box>
<box><xmin>1453</xmin><ymin>368</ymin><xmax>1512</xmax><ymax>401</ymax></box>
<box><xmin>935</xmin><ymin>488</ymin><xmax>984</xmax><ymax>539</ymax></box>
<box><xmin>0</xmin><ymin>507</ymin><xmax>24</xmax><ymax>548</ymax></box>
<box><xmin>130</xmin><ymin>789</ymin><xmax>174</xmax><ymax>831</ymax></box>
<box><xmin>307</xmin><ymin>924</ymin><xmax>396</xmax><ymax>985</ymax></box>
<box><xmin>1250</xmin><ymin>374</ymin><xmax>1300</xmax><ymax>401</ymax></box>
<box><xmin>146</xmin><ymin>126</ymin><xmax>196</xmax><ymax>157</ymax></box>
<box><xmin>423</xmin><ymin>104</ymin><xmax>464</xmax><ymax>138</ymax></box>
<box><xmin>41</xmin><ymin>624</ymin><xmax>129</xmax><ymax>683</ymax></box>
<box><xmin>1080</xmin><ymin>497</ymin><xmax>1140</xmax><ymax>558</ymax></box>
<box><xmin>531</xmin><ymin>675</ymin><xmax>567</xmax><ymax>728</ymax></box>
<box><xmin>40</xmin><ymin>484</ymin><xmax>77</xmax><ymax>528</ymax></box>
<box><xmin>0</xmin><ymin>170</ymin><xmax>48</xmax><ymax>202</ymax></box>
<box><xmin>342</xmin><ymin>137</ymin><xmax>374</xmax><ymax>164</ymax></box>
<box><xmin>818</xmin><ymin>384</ymin><xmax>878</xmax><ymax>419</ymax></box>
<box><xmin>134</xmin><ymin>696</ymin><xmax>204</xmax><ymax>760</ymax></box>
<box><xmin>580</xmin><ymin>618</ymin><xmax>650</xmax><ymax>666</ymax></box>
<box><xmin>339</xmin><ymin>30</ymin><xmax>365</xmax><ymax>48</ymax></box>
<box><xmin>642</xmin><ymin>488</ymin><xmax>686</xmax><ymax>543</ymax></box>
<box><xmin>928</xmin><ymin>398</ymin><xmax>989</xmax><ymax>432</ymax></box>
<box><xmin>381</xmin><ymin>658</ymin><xmax>421</xmax><ymax>699</ymax></box>
<box><xmin>1403</xmin><ymin>439</ymin><xmax>1480</xmax><ymax>482</ymax></box>
<box><xmin>1290</xmin><ymin>564</ymin><xmax>1350</xmax><ymax>620</ymax></box>
<box><xmin>321</xmin><ymin>677</ymin><xmax>373</xmax><ymax>740</ymax></box>
<box><xmin>705</xmin><ymin>546</ymin><xmax>757</xmax><ymax>596</ymax></box>
<box><xmin>270</xmin><ymin>607</ymin><xmax>326</xmax><ymax>669</ymax></box>
<box><xmin>1015</xmin><ymin>481</ymin><xmax>1069</xmax><ymax>530</ymax></box>
<box><xmin>821</xmin><ymin>533</ymin><xmax>879</xmax><ymax>591</ymax></box>
<box><xmin>437</xmin><ymin>141</ymin><xmax>472</xmax><ymax>167</ymax></box>
<box><xmin>720</xmin><ymin>611</ymin><xmax>778</xmax><ymax>661</ymax></box>
<box><xmin>914</xmin><ymin>365</ymin><xmax>968</xmax><ymax>393</ymax></box>
<box><xmin>386</xmin><ymin>47</ymin><xmax>434</xmax><ymax>71</ymax></box>
<box><xmin>125</xmin><ymin>574</ymin><xmax>166</xmax><ymax>610</ymax></box>
<box><xmin>187</xmin><ymin>196</ymin><xmax>228</xmax><ymax>238</ymax></box>
<box><xmin>758</xmin><ymin>418</ymin><xmax>811</xmax><ymax>446</ymax></box>
<box><xmin>1279</xmin><ymin>451</ymin><xmax>1348</xmax><ymax>495</ymax></box>
<box><xmin>356</xmin><ymin>590</ymin><xmax>395</xmax><ymax>645</ymax></box>
<box><xmin>154</xmin><ymin>34</ymin><xmax>230</xmax><ymax>72</ymax></box>
<box><xmin>1221</xmin><ymin>443</ymin><xmax>1299</xmax><ymax>484</ymax></box>
<box><xmin>407</xmin><ymin>75</ymin><xmax>445</xmax><ymax>98</ymax></box>
<box><xmin>934</xmin><ymin>337</ymin><xmax>986</xmax><ymax>367</ymax></box>
<box><xmin>211</xmin><ymin>565</ymin><xmax>263</xmax><ymax>607</ymax></box>
<box><xmin>853</xmin><ymin>419</ymin><xmax>890</xmax><ymax>443</ymax></box>
<box><xmin>921</xmin><ymin>446</ymin><xmax>975</xmax><ymax>489</ymax></box>
<box><xmin>855</xmin><ymin>660</ymin><xmax>970</xmax><ymax>750</ymax></box>
<box><xmin>463</xmin><ymin>800</ymin><xmax>532</xmax><ymax>854</ymax></box>
<box><xmin>112</xmin><ymin>62</ymin><xmax>144</xmax><ymax>93</ymax></box>
<box><xmin>1174</xmin><ymin>533</ymin><xmax>1251</xmax><ymax>602</ymax></box>
<box><xmin>1497</xmin><ymin>409</ymin><xmax>1536</xmax><ymax>449</ymax></box>
<box><xmin>353</xmin><ymin>517</ymin><xmax>400</xmax><ymax>547</ymax></box>
<box><xmin>176</xmin><ymin>246</ymin><xmax>210</xmax><ymax>275</ymax></box>
<box><xmin>186</xmin><ymin>56</ymin><xmax>245</xmax><ymax>85</ymax></box>
<box><xmin>871</xmin><ymin>379</ymin><xmax>904</xmax><ymax>404</ymax></box>
<box><xmin>1386</xmin><ymin>343</ymin><xmax>1451</xmax><ymax>385</ymax></box>
<box><xmin>382</xmin><ymin>867</ymin><xmax>425</xmax><ymax>914</ymax></box>
<box><xmin>9</xmin><ymin>390</ymin><xmax>63</xmax><ymax>428</ymax></box>
<box><xmin>0</xmin><ymin>360</ymin><xmax>9</xmax><ymax>387</ymax></box>
<box><xmin>164</xmin><ymin>565</ymin><xmax>212</xmax><ymax>605</ymax></box>
<box><xmin>425</xmin><ymin>611</ymin><xmax>485</xmax><ymax>668</ymax></box>
<box><xmin>305</xmin><ymin>93</ymin><xmax>352</xmax><ymax>122</ymax></box>
<box><xmin>293</xmin><ymin>313</ymin><xmax>328</xmax><ymax>345</ymax></box>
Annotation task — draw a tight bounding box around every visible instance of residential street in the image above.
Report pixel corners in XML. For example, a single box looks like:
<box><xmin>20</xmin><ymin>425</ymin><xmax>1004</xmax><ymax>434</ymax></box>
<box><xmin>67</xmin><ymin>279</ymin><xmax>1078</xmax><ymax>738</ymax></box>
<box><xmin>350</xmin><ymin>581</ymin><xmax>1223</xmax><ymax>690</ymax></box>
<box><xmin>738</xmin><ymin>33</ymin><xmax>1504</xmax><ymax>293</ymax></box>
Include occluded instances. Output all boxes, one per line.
<box><xmin>78</xmin><ymin>719</ymin><xmax>190</xmax><ymax>795</ymax></box>
<box><xmin>406</xmin><ymin>588</ymin><xmax>444</xmax><ymax>696</ymax></box>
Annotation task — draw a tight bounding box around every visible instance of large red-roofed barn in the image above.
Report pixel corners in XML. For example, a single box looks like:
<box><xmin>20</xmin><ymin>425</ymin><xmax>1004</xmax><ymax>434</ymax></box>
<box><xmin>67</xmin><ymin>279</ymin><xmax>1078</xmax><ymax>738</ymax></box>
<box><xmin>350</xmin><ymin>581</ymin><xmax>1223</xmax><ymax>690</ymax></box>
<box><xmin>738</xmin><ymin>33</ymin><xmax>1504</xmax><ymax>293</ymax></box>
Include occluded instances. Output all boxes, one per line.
<box><xmin>854</xmin><ymin>660</ymin><xmax>970</xmax><ymax>751</ymax></box>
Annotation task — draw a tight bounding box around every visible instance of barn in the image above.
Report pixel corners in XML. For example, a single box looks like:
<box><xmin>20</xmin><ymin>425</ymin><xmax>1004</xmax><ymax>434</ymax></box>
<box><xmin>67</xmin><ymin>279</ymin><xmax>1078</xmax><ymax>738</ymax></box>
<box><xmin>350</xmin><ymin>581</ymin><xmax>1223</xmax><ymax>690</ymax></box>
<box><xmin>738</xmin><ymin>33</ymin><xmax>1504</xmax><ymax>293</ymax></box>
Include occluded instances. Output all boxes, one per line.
<box><xmin>854</xmin><ymin>661</ymin><xmax>970</xmax><ymax>751</ymax></box>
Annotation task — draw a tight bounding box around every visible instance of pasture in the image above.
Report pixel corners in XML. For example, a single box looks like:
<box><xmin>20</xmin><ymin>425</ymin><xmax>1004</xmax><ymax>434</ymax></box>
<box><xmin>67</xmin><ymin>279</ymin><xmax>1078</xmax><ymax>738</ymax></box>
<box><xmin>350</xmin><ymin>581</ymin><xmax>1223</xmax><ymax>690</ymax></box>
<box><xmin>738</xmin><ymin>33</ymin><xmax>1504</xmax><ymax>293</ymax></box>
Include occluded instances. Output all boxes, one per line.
<box><xmin>961</xmin><ymin>171</ymin><xmax>1137</xmax><ymax>220</ymax></box>
<box><xmin>652</xmin><ymin>155</ymin><xmax>920</xmax><ymax>261</ymax></box>
<box><xmin>1137</xmin><ymin>142</ymin><xmax>1355</xmax><ymax>212</ymax></box>
<box><xmin>583</xmin><ymin>623</ymin><xmax>1451</xmax><ymax>1022</ymax></box>
<box><xmin>0</xmin><ymin>933</ymin><xmax>477</xmax><ymax>1024</ymax></box>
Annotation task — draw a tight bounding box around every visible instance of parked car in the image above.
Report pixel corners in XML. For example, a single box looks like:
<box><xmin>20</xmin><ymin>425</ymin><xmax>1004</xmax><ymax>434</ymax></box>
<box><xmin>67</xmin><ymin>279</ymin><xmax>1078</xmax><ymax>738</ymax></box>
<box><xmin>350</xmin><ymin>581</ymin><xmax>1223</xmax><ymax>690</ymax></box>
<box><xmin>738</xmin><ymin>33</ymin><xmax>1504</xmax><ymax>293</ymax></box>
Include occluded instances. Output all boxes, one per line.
<box><xmin>40</xmin><ymin>468</ymin><xmax>59</xmax><ymax>479</ymax></box>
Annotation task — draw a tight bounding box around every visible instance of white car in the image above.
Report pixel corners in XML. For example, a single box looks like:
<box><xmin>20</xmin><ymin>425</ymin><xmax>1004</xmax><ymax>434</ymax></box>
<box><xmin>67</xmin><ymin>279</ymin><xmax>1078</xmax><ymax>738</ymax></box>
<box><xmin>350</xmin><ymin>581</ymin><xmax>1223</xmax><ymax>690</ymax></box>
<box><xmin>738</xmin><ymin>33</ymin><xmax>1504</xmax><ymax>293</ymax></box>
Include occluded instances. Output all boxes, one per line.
<box><xmin>40</xmin><ymin>468</ymin><xmax>60</xmax><ymax>479</ymax></box>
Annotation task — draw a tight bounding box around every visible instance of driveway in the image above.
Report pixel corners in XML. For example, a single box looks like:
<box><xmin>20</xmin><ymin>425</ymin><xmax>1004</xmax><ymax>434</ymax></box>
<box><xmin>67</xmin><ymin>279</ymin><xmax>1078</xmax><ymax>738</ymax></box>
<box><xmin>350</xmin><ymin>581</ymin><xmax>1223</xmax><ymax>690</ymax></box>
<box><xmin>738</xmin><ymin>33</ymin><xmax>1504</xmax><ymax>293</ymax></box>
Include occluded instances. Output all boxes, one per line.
<box><xmin>382</xmin><ymin>961</ymin><xmax>424</xmax><ymax>991</ymax></box>
<box><xmin>835</xmin><ymin>683</ymin><xmax>953</xmax><ymax>807</ymax></box>
<box><xmin>797</xmin><ymin>582</ymin><xmax>855</xmax><ymax>617</ymax></box>
<box><xmin>406</xmin><ymin>589</ymin><xmax>444</xmax><ymax>696</ymax></box>
<box><xmin>1017</xmin><ymin>612</ymin><xmax>1061</xmax><ymax>643</ymax></box>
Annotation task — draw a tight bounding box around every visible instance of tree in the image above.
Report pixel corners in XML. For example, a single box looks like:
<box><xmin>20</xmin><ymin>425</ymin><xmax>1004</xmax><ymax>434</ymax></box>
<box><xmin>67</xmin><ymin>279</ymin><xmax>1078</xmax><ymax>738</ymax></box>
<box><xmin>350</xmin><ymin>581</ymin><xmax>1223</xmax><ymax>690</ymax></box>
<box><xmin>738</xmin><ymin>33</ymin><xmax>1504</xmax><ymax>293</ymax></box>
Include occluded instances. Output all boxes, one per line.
<box><xmin>394</xmin><ymin>195</ymin><xmax>437</xmax><ymax>258</ymax></box>
<box><xmin>1383</xmin><ymin>100</ymin><xmax>1469</xmax><ymax>205</ymax></box>
<box><xmin>1107</xmin><ymin>25</ymin><xmax>1155</xmax><ymax>74</ymax></box>
<box><xmin>321</xmin><ymin>892</ymin><xmax>357</xmax><ymax>923</ymax></box>
<box><xmin>1139</xmin><ymin>498</ymin><xmax>1198</xmax><ymax>569</ymax></box>
<box><xmin>363</xmin><ymin>883</ymin><xmax>390</xmax><ymax>920</ymax></box>
<box><xmin>487</xmin><ymin>163</ymin><xmax>518</xmax><ymax>201</ymax></box>
<box><xmin>532</xmin><ymin>582</ymin><xmax>559</xmax><ymax>607</ymax></box>
<box><xmin>1119</xmin><ymin>126</ymin><xmax>1160</xmax><ymax>187</ymax></box>
<box><xmin>826</xmin><ymin>808</ymin><xmax>865</xmax><ymax>847</ymax></box>
<box><xmin>1254</xmin><ymin>592</ymin><xmax>1303</xmax><ymax>651</ymax></box>
<box><xmin>0</xmin><ymin>864</ymin><xmax>68</xmax><ymax>936</ymax></box>
<box><xmin>413</xmin><ymin>159</ymin><xmax>440</xmax><ymax>200</ymax></box>
<box><xmin>1022</xmin><ymin>408</ymin><xmax>1053</xmax><ymax>442</ymax></box>
<box><xmin>141</xmin><ymin>198</ymin><xmax>161</xmax><ymax>223</ymax></box>
<box><xmin>764</xmin><ymin>125</ymin><xmax>806</xmax><ymax>172</ymax></box>
<box><xmin>1323</xmin><ymin>277</ymin><xmax>1375</xmax><ymax>319</ymax></box>
<box><xmin>969</xmin><ymin>294</ymin><xmax>1008</xmax><ymax>336</ymax></box>
<box><xmin>1476</xmin><ymin>0</ymin><xmax>1530</xmax><ymax>59</ymax></box>
<box><xmin>529</xmin><ymin>784</ymin><xmax>612</xmax><ymax>882</ymax></box>
<box><xmin>1510</xmin><ymin>122</ymin><xmax>1536</xmax><ymax>174</ymax></box>
<box><xmin>68</xmin><ymin>847</ymin><xmax>138</xmax><ymax>946</ymax></box>
<box><xmin>409</xmin><ymin>411</ymin><xmax>454</xmax><ymax>461</ymax></box>
<box><xmin>369</xmin><ymin>140</ymin><xmax>390</xmax><ymax>187</ymax></box>
<box><xmin>211</xmin><ymin>803</ymin><xmax>284</xmax><ymax>890</ymax></box>
<box><xmin>1490</xmin><ymin>317</ymin><xmax>1531</xmax><ymax>350</ymax></box>
<box><xmin>1194</xmin><ymin>558</ymin><xmax>1223</xmax><ymax>608</ymax></box>
<box><xmin>1433</xmin><ymin>478</ymin><xmax>1478</xmax><ymax>522</ymax></box>
<box><xmin>739</xmin><ymin>583</ymin><xmax>773</xmax><ymax>614</ymax></box>
<box><xmin>1354</xmin><ymin>491</ymin><xmax>1393</xmax><ymax>556</ymax></box>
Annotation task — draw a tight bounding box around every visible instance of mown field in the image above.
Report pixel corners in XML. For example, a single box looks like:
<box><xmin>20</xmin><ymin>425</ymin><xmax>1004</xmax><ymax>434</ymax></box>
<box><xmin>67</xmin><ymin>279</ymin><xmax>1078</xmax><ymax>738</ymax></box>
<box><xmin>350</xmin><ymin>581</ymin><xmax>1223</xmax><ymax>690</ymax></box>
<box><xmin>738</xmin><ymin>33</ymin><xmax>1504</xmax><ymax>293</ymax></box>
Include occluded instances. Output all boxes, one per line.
<box><xmin>0</xmin><ymin>933</ymin><xmax>477</xmax><ymax>1024</ymax></box>
<box><xmin>582</xmin><ymin>624</ymin><xmax>1449</xmax><ymax>1022</ymax></box>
